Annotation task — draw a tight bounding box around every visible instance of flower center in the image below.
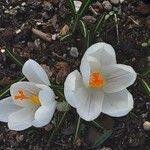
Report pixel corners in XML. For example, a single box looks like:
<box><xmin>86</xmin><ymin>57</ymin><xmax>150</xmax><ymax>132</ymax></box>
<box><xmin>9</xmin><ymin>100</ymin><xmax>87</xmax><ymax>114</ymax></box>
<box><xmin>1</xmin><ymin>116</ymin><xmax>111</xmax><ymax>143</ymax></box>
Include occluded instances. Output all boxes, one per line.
<box><xmin>89</xmin><ymin>70</ymin><xmax>105</xmax><ymax>88</ymax></box>
<box><xmin>14</xmin><ymin>90</ymin><xmax>41</xmax><ymax>105</ymax></box>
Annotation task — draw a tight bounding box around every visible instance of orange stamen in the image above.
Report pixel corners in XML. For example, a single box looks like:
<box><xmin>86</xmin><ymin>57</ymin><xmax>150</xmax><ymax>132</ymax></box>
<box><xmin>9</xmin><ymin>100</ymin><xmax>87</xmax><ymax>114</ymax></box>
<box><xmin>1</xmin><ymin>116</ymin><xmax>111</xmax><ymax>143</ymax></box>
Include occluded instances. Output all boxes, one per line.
<box><xmin>89</xmin><ymin>71</ymin><xmax>105</xmax><ymax>88</ymax></box>
<box><xmin>14</xmin><ymin>90</ymin><xmax>40</xmax><ymax>105</ymax></box>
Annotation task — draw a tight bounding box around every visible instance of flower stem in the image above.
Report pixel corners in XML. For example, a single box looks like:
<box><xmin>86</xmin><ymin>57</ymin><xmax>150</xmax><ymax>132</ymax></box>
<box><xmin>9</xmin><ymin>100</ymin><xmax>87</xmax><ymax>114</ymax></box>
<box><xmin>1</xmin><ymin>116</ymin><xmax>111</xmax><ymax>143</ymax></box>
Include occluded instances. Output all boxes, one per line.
<box><xmin>48</xmin><ymin>111</ymin><xmax>67</xmax><ymax>144</ymax></box>
<box><xmin>74</xmin><ymin>116</ymin><xmax>81</xmax><ymax>143</ymax></box>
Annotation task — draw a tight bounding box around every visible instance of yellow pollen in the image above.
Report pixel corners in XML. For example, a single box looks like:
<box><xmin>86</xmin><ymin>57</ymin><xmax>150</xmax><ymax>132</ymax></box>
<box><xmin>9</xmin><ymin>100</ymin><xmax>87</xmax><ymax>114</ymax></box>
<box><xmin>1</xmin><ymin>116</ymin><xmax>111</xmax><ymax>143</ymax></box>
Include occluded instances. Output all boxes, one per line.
<box><xmin>89</xmin><ymin>71</ymin><xmax>105</xmax><ymax>88</ymax></box>
<box><xmin>14</xmin><ymin>90</ymin><xmax>41</xmax><ymax>105</ymax></box>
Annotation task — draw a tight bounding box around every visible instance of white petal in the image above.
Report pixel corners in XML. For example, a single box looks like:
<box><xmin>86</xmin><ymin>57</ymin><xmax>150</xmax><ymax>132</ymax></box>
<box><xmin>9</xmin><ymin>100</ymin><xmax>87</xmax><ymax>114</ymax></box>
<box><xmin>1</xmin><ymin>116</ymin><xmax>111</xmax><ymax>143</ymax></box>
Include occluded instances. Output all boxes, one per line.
<box><xmin>22</xmin><ymin>59</ymin><xmax>50</xmax><ymax>85</ymax></box>
<box><xmin>10</xmin><ymin>82</ymin><xmax>40</xmax><ymax>107</ymax></box>
<box><xmin>0</xmin><ymin>97</ymin><xmax>21</xmax><ymax>122</ymax></box>
<box><xmin>102</xmin><ymin>64</ymin><xmax>137</xmax><ymax>93</ymax></box>
<box><xmin>39</xmin><ymin>87</ymin><xmax>55</xmax><ymax>106</ymax></box>
<box><xmin>80</xmin><ymin>56</ymin><xmax>101</xmax><ymax>86</ymax></box>
<box><xmin>32</xmin><ymin>104</ymin><xmax>56</xmax><ymax>127</ymax></box>
<box><xmin>64</xmin><ymin>70</ymin><xmax>83</xmax><ymax>108</ymax></box>
<box><xmin>82</xmin><ymin>42</ymin><xmax>116</xmax><ymax>66</ymax></box>
<box><xmin>8</xmin><ymin>108</ymin><xmax>35</xmax><ymax>131</ymax></box>
<box><xmin>76</xmin><ymin>88</ymin><xmax>104</xmax><ymax>121</ymax></box>
<box><xmin>102</xmin><ymin>89</ymin><xmax>133</xmax><ymax>117</ymax></box>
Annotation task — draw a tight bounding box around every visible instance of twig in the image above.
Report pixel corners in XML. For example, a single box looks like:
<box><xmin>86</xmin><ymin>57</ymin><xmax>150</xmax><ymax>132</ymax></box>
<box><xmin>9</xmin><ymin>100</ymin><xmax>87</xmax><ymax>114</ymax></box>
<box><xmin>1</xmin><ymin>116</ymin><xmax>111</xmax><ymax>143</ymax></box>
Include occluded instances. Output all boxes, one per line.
<box><xmin>114</xmin><ymin>13</ymin><xmax>120</xmax><ymax>44</ymax></box>
<box><xmin>32</xmin><ymin>28</ymin><xmax>52</xmax><ymax>43</ymax></box>
<box><xmin>89</xmin><ymin>6</ymin><xmax>98</xmax><ymax>16</ymax></box>
<box><xmin>51</xmin><ymin>52</ymin><xmax>72</xmax><ymax>63</ymax></box>
<box><xmin>128</xmin><ymin>16</ymin><xmax>139</xmax><ymax>26</ymax></box>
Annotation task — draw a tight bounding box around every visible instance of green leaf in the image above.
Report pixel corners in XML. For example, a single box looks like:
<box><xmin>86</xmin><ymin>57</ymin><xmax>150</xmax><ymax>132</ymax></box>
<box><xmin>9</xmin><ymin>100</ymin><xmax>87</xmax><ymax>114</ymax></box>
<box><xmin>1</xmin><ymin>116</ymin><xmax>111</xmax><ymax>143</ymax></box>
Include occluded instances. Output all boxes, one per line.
<box><xmin>74</xmin><ymin>116</ymin><xmax>81</xmax><ymax>143</ymax></box>
<box><xmin>78</xmin><ymin>0</ymin><xmax>92</xmax><ymax>17</ymax></box>
<box><xmin>57</xmin><ymin>101</ymin><xmax>70</xmax><ymax>112</ymax></box>
<box><xmin>48</xmin><ymin>111</ymin><xmax>67</xmax><ymax>144</ymax></box>
<box><xmin>139</xmin><ymin>78</ymin><xmax>150</xmax><ymax>96</ymax></box>
<box><xmin>60</xmin><ymin>33</ymin><xmax>72</xmax><ymax>41</ymax></box>
<box><xmin>93</xmin><ymin>130</ymin><xmax>112</xmax><ymax>148</ymax></box>
<box><xmin>72</xmin><ymin>14</ymin><xmax>80</xmax><ymax>33</ymax></box>
<box><xmin>68</xmin><ymin>0</ymin><xmax>76</xmax><ymax>14</ymax></box>
<box><xmin>85</xmin><ymin>30</ymin><xmax>91</xmax><ymax>49</ymax></box>
<box><xmin>92</xmin><ymin>121</ymin><xmax>105</xmax><ymax>131</ymax></box>
<box><xmin>94</xmin><ymin>13</ymin><xmax>106</xmax><ymax>33</ymax></box>
<box><xmin>0</xmin><ymin>75</ymin><xmax>25</xmax><ymax>99</ymax></box>
<box><xmin>6</xmin><ymin>49</ymin><xmax>23</xmax><ymax>67</ymax></box>
<box><xmin>79</xmin><ymin>20</ymin><xmax>87</xmax><ymax>37</ymax></box>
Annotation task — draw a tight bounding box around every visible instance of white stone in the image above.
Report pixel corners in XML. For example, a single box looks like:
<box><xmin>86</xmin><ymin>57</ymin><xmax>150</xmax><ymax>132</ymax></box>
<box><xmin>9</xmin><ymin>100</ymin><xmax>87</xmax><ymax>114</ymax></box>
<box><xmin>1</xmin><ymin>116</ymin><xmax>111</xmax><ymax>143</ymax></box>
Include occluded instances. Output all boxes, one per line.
<box><xmin>102</xmin><ymin>1</ymin><xmax>112</xmax><ymax>10</ymax></box>
<box><xmin>73</xmin><ymin>1</ymin><xmax>82</xmax><ymax>12</ymax></box>
<box><xmin>70</xmin><ymin>47</ymin><xmax>79</xmax><ymax>58</ymax></box>
<box><xmin>52</xmin><ymin>34</ymin><xmax>57</xmax><ymax>40</ymax></box>
<box><xmin>143</xmin><ymin>121</ymin><xmax>150</xmax><ymax>131</ymax></box>
<box><xmin>1</xmin><ymin>49</ymin><xmax>5</xmax><ymax>53</ymax></box>
<box><xmin>120</xmin><ymin>0</ymin><xmax>125</xmax><ymax>3</ymax></box>
<box><xmin>110</xmin><ymin>0</ymin><xmax>119</xmax><ymax>5</ymax></box>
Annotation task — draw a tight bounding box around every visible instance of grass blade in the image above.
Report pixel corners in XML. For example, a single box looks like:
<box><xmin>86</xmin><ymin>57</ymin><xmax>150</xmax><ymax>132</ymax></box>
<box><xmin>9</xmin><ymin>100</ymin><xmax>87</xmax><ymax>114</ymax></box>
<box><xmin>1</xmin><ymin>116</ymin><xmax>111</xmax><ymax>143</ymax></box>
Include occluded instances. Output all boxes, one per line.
<box><xmin>85</xmin><ymin>30</ymin><xmax>91</xmax><ymax>49</ymax></box>
<box><xmin>94</xmin><ymin>13</ymin><xmax>105</xmax><ymax>33</ymax></box>
<box><xmin>68</xmin><ymin>0</ymin><xmax>76</xmax><ymax>14</ymax></box>
<box><xmin>92</xmin><ymin>121</ymin><xmax>105</xmax><ymax>131</ymax></box>
<box><xmin>93</xmin><ymin>130</ymin><xmax>112</xmax><ymax>148</ymax></box>
<box><xmin>6</xmin><ymin>49</ymin><xmax>23</xmax><ymax>67</ymax></box>
<box><xmin>48</xmin><ymin>111</ymin><xmax>67</xmax><ymax>144</ymax></box>
<box><xmin>139</xmin><ymin>78</ymin><xmax>150</xmax><ymax>96</ymax></box>
<box><xmin>78</xmin><ymin>0</ymin><xmax>92</xmax><ymax>17</ymax></box>
<box><xmin>0</xmin><ymin>75</ymin><xmax>25</xmax><ymax>99</ymax></box>
<box><xmin>79</xmin><ymin>20</ymin><xmax>87</xmax><ymax>37</ymax></box>
<box><xmin>74</xmin><ymin>116</ymin><xmax>81</xmax><ymax>143</ymax></box>
<box><xmin>72</xmin><ymin>14</ymin><xmax>80</xmax><ymax>33</ymax></box>
<box><xmin>60</xmin><ymin>33</ymin><xmax>72</xmax><ymax>41</ymax></box>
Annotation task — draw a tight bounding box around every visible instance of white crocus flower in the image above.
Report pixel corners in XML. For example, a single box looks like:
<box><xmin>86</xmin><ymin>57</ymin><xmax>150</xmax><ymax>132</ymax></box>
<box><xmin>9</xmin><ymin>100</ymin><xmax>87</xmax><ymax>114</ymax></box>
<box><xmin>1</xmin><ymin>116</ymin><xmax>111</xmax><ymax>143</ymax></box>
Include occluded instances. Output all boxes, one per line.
<box><xmin>0</xmin><ymin>59</ymin><xmax>57</xmax><ymax>131</ymax></box>
<box><xmin>64</xmin><ymin>42</ymin><xmax>137</xmax><ymax>121</ymax></box>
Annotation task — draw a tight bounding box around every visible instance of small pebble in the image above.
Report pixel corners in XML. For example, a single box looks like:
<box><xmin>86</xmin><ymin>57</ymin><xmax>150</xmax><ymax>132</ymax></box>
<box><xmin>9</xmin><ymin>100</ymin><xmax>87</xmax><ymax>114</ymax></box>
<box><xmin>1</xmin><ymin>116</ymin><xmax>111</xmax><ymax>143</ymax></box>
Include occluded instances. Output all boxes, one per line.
<box><xmin>43</xmin><ymin>2</ymin><xmax>54</xmax><ymax>12</ymax></box>
<box><xmin>110</xmin><ymin>0</ymin><xmax>119</xmax><ymax>5</ymax></box>
<box><xmin>102</xmin><ymin>1</ymin><xmax>112</xmax><ymax>10</ymax></box>
<box><xmin>1</xmin><ymin>49</ymin><xmax>5</xmax><ymax>53</ymax></box>
<box><xmin>21</xmin><ymin>2</ymin><xmax>26</xmax><ymax>6</ymax></box>
<box><xmin>120</xmin><ymin>0</ymin><xmax>125</xmax><ymax>3</ymax></box>
<box><xmin>74</xmin><ymin>1</ymin><xmax>82</xmax><ymax>12</ymax></box>
<box><xmin>15</xmin><ymin>29</ymin><xmax>21</xmax><ymax>34</ymax></box>
<box><xmin>16</xmin><ymin>135</ymin><xmax>24</xmax><ymax>142</ymax></box>
<box><xmin>52</xmin><ymin>34</ymin><xmax>57</xmax><ymax>40</ymax></box>
<box><xmin>143</xmin><ymin>121</ymin><xmax>150</xmax><ymax>131</ymax></box>
<box><xmin>42</xmin><ymin>12</ymin><xmax>50</xmax><ymax>19</ymax></box>
<box><xmin>70</xmin><ymin>47</ymin><xmax>79</xmax><ymax>58</ymax></box>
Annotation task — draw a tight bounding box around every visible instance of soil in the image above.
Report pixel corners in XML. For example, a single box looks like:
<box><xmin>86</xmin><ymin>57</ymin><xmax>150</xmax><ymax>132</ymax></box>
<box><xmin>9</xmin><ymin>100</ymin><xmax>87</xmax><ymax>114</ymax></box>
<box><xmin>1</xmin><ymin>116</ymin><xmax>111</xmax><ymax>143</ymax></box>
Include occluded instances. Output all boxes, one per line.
<box><xmin>0</xmin><ymin>0</ymin><xmax>149</xmax><ymax>149</ymax></box>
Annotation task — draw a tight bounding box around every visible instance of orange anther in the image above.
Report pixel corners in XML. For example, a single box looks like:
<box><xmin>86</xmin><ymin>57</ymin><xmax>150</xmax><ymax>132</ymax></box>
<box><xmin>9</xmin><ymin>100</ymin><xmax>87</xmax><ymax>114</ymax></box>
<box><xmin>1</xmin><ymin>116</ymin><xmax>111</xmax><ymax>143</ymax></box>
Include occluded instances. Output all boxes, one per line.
<box><xmin>89</xmin><ymin>71</ymin><xmax>105</xmax><ymax>88</ymax></box>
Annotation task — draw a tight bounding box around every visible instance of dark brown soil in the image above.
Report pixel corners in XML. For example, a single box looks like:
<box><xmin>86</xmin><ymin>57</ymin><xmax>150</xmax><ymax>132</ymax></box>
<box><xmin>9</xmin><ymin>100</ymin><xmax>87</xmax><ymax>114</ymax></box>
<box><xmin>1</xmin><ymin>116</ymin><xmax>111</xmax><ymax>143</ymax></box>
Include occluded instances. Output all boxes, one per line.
<box><xmin>0</xmin><ymin>0</ymin><xmax>149</xmax><ymax>149</ymax></box>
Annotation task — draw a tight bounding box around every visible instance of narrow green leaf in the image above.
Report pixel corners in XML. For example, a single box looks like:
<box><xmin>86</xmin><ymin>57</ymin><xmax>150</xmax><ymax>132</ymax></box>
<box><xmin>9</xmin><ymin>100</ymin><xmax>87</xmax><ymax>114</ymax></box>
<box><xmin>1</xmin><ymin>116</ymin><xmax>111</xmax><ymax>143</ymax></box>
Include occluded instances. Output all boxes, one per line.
<box><xmin>60</xmin><ymin>33</ymin><xmax>72</xmax><ymax>41</ymax></box>
<box><xmin>6</xmin><ymin>49</ymin><xmax>23</xmax><ymax>67</ymax></box>
<box><xmin>68</xmin><ymin>0</ymin><xmax>76</xmax><ymax>14</ymax></box>
<box><xmin>93</xmin><ymin>130</ymin><xmax>112</xmax><ymax>148</ymax></box>
<box><xmin>78</xmin><ymin>0</ymin><xmax>92</xmax><ymax>16</ymax></box>
<box><xmin>72</xmin><ymin>14</ymin><xmax>80</xmax><ymax>33</ymax></box>
<box><xmin>94</xmin><ymin>13</ymin><xmax>106</xmax><ymax>33</ymax></box>
<box><xmin>92</xmin><ymin>121</ymin><xmax>105</xmax><ymax>131</ymax></box>
<box><xmin>140</xmin><ymin>78</ymin><xmax>150</xmax><ymax>96</ymax></box>
<box><xmin>79</xmin><ymin>20</ymin><xmax>87</xmax><ymax>37</ymax></box>
<box><xmin>74</xmin><ymin>116</ymin><xmax>81</xmax><ymax>143</ymax></box>
<box><xmin>48</xmin><ymin>111</ymin><xmax>67</xmax><ymax>144</ymax></box>
<box><xmin>0</xmin><ymin>75</ymin><xmax>25</xmax><ymax>99</ymax></box>
<box><xmin>142</xmin><ymin>69</ymin><xmax>150</xmax><ymax>77</ymax></box>
<box><xmin>85</xmin><ymin>30</ymin><xmax>91</xmax><ymax>49</ymax></box>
